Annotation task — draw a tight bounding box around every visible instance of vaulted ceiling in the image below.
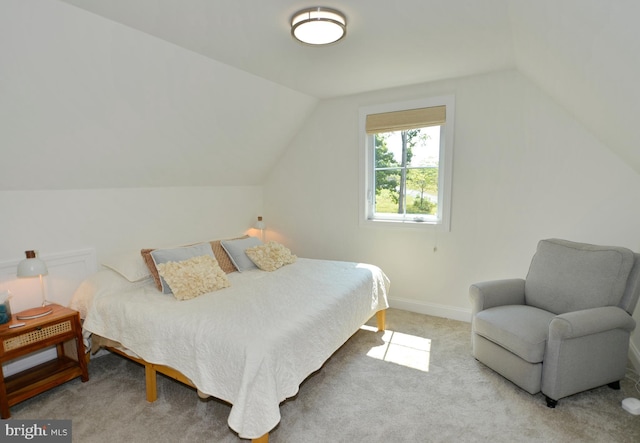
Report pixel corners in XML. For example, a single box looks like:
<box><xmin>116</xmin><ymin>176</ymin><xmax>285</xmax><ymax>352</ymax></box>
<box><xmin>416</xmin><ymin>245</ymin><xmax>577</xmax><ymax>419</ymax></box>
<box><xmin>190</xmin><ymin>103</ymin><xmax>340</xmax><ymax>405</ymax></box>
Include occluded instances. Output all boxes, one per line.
<box><xmin>59</xmin><ymin>0</ymin><xmax>516</xmax><ymax>99</ymax></box>
<box><xmin>58</xmin><ymin>0</ymin><xmax>640</xmax><ymax>174</ymax></box>
<box><xmin>4</xmin><ymin>1</ymin><xmax>640</xmax><ymax>190</ymax></box>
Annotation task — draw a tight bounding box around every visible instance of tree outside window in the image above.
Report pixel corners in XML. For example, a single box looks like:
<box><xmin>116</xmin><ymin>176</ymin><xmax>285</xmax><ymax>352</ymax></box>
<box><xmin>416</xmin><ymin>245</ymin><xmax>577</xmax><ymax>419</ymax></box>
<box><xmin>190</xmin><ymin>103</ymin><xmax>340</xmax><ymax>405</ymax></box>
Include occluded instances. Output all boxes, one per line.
<box><xmin>373</xmin><ymin>125</ymin><xmax>440</xmax><ymax>221</ymax></box>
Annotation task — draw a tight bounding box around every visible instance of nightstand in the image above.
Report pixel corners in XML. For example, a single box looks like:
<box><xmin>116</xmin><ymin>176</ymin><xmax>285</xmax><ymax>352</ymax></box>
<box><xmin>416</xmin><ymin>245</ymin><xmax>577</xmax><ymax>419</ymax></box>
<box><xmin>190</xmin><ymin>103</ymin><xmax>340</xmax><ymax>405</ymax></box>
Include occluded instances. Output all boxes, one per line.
<box><xmin>0</xmin><ymin>304</ymin><xmax>89</xmax><ymax>418</ymax></box>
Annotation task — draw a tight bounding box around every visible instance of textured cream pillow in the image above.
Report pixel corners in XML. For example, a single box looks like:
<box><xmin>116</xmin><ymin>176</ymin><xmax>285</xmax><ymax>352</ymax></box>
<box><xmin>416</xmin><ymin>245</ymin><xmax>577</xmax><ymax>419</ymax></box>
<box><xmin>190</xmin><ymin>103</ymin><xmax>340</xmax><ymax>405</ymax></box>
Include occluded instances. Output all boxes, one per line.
<box><xmin>245</xmin><ymin>241</ymin><xmax>297</xmax><ymax>272</ymax></box>
<box><xmin>156</xmin><ymin>255</ymin><xmax>230</xmax><ymax>300</ymax></box>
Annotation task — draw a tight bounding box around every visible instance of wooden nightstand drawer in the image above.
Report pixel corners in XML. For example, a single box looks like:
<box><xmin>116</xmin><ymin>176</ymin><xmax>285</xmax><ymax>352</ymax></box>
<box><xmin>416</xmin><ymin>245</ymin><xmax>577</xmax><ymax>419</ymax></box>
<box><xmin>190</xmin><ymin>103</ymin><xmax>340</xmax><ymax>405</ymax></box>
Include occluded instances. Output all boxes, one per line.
<box><xmin>2</xmin><ymin>320</ymin><xmax>73</xmax><ymax>353</ymax></box>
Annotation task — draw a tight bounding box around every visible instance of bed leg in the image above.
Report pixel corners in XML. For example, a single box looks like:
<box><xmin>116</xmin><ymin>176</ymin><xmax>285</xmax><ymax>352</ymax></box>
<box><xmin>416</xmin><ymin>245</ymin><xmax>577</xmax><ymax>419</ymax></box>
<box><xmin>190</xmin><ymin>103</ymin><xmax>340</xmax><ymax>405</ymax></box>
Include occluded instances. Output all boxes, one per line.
<box><xmin>252</xmin><ymin>433</ymin><xmax>269</xmax><ymax>443</ymax></box>
<box><xmin>376</xmin><ymin>309</ymin><xmax>386</xmax><ymax>331</ymax></box>
<box><xmin>145</xmin><ymin>363</ymin><xmax>158</xmax><ymax>402</ymax></box>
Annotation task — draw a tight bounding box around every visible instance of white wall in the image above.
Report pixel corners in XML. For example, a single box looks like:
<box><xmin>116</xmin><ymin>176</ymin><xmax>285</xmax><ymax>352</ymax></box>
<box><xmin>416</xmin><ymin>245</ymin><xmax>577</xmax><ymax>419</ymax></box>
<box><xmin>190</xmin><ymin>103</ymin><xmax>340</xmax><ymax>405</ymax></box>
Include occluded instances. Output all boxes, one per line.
<box><xmin>264</xmin><ymin>69</ymin><xmax>640</xmax><ymax>363</ymax></box>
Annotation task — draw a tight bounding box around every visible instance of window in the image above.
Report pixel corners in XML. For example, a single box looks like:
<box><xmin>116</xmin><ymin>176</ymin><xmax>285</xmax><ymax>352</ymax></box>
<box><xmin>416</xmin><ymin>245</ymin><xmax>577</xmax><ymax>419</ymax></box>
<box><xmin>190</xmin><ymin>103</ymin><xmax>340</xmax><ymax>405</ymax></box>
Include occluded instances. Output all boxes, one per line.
<box><xmin>359</xmin><ymin>96</ymin><xmax>455</xmax><ymax>230</ymax></box>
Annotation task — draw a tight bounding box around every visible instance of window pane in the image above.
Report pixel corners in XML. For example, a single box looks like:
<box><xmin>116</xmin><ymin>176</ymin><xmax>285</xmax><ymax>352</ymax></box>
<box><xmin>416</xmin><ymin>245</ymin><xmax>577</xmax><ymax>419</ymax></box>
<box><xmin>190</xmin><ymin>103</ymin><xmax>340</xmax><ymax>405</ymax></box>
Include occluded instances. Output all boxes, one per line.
<box><xmin>374</xmin><ymin>127</ymin><xmax>440</xmax><ymax>168</ymax></box>
<box><xmin>406</xmin><ymin>167</ymin><xmax>438</xmax><ymax>216</ymax></box>
<box><xmin>406</xmin><ymin>126</ymin><xmax>440</xmax><ymax>168</ymax></box>
<box><xmin>374</xmin><ymin>133</ymin><xmax>401</xmax><ymax>167</ymax></box>
<box><xmin>373</xmin><ymin>126</ymin><xmax>440</xmax><ymax>218</ymax></box>
<box><xmin>375</xmin><ymin>187</ymin><xmax>400</xmax><ymax>214</ymax></box>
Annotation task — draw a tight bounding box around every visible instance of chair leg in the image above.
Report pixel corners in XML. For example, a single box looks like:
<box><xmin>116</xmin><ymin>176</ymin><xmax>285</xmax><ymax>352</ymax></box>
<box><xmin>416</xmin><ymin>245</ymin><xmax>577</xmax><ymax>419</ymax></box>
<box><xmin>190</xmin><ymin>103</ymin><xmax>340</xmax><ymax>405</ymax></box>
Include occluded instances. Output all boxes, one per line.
<box><xmin>545</xmin><ymin>382</ymin><xmax>619</xmax><ymax>408</ymax></box>
<box><xmin>545</xmin><ymin>396</ymin><xmax>558</xmax><ymax>408</ymax></box>
<box><xmin>608</xmin><ymin>381</ymin><xmax>621</xmax><ymax>390</ymax></box>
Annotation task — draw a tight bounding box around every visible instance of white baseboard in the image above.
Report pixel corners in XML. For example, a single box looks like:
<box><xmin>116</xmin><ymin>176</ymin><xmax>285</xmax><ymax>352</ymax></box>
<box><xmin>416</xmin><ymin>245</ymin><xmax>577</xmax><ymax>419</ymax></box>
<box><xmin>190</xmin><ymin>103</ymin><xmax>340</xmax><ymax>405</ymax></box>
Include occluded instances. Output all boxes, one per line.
<box><xmin>388</xmin><ymin>297</ymin><xmax>472</xmax><ymax>323</ymax></box>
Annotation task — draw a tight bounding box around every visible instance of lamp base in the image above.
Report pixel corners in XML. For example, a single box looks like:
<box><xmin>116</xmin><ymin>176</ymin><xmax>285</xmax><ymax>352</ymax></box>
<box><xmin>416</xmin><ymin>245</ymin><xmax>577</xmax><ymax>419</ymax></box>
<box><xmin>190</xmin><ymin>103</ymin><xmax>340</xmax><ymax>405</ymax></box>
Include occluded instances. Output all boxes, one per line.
<box><xmin>16</xmin><ymin>306</ymin><xmax>54</xmax><ymax>320</ymax></box>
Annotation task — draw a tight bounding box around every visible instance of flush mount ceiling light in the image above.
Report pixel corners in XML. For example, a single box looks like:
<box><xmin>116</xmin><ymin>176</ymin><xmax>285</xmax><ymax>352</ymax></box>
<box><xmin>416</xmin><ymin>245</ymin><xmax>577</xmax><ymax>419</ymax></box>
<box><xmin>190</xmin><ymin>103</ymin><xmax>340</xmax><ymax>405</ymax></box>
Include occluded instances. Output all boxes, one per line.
<box><xmin>291</xmin><ymin>7</ymin><xmax>347</xmax><ymax>46</ymax></box>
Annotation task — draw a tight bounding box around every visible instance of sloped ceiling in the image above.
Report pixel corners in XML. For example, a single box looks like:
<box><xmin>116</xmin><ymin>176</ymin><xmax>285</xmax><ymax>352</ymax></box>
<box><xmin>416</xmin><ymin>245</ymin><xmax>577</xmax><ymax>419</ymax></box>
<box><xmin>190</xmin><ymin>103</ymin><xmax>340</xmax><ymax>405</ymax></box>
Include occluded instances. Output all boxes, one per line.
<box><xmin>509</xmin><ymin>0</ymin><xmax>640</xmax><ymax>175</ymax></box>
<box><xmin>58</xmin><ymin>0</ymin><xmax>516</xmax><ymax>99</ymax></box>
<box><xmin>3</xmin><ymin>0</ymin><xmax>639</xmax><ymax>190</ymax></box>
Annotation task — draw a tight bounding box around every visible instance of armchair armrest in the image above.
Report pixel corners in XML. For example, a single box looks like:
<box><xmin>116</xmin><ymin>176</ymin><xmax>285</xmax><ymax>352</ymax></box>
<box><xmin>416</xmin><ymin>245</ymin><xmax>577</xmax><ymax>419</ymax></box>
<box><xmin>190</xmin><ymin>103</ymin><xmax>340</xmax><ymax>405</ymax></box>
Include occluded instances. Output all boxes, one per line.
<box><xmin>469</xmin><ymin>278</ymin><xmax>525</xmax><ymax>315</ymax></box>
<box><xmin>549</xmin><ymin>306</ymin><xmax>636</xmax><ymax>340</ymax></box>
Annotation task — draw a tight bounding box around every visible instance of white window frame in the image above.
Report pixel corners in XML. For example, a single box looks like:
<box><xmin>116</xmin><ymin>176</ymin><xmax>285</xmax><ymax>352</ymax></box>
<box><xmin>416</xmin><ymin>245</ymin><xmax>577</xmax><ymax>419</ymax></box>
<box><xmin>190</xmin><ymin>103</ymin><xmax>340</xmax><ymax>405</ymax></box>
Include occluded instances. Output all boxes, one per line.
<box><xmin>359</xmin><ymin>95</ymin><xmax>455</xmax><ymax>231</ymax></box>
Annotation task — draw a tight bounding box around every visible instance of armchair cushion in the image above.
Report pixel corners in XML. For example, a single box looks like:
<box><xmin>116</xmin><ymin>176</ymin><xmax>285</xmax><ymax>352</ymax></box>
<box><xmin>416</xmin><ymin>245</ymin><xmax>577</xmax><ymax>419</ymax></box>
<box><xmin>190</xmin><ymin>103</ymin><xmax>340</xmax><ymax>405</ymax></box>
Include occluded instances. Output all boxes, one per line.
<box><xmin>474</xmin><ymin>305</ymin><xmax>555</xmax><ymax>363</ymax></box>
<box><xmin>525</xmin><ymin>239</ymin><xmax>635</xmax><ymax>314</ymax></box>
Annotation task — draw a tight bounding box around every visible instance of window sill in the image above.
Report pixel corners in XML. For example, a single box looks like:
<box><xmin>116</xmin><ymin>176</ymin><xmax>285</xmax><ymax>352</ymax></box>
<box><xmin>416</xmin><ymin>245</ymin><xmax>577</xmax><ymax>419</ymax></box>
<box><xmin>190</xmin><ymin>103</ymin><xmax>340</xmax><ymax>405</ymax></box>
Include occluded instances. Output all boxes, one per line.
<box><xmin>361</xmin><ymin>218</ymin><xmax>448</xmax><ymax>231</ymax></box>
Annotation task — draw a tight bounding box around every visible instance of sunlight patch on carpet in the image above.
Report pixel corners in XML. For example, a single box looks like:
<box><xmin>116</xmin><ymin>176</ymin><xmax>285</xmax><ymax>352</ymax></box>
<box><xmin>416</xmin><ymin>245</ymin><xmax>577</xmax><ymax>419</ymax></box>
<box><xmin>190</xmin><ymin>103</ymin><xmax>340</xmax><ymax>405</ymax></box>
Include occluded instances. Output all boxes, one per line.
<box><xmin>360</xmin><ymin>325</ymin><xmax>431</xmax><ymax>372</ymax></box>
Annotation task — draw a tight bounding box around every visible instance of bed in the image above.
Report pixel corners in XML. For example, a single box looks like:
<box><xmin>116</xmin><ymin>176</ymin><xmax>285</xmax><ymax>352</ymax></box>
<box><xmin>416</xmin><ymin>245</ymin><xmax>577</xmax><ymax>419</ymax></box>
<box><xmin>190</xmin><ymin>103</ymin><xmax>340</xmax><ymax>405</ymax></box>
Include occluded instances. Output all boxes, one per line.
<box><xmin>70</xmin><ymin>239</ymin><xmax>390</xmax><ymax>442</ymax></box>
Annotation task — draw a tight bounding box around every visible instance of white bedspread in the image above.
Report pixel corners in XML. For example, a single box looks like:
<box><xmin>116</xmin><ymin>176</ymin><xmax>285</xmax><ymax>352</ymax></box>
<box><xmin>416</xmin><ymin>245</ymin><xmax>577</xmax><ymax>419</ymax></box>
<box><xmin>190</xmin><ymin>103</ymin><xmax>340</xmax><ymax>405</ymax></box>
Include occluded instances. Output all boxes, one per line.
<box><xmin>78</xmin><ymin>258</ymin><xmax>389</xmax><ymax>439</ymax></box>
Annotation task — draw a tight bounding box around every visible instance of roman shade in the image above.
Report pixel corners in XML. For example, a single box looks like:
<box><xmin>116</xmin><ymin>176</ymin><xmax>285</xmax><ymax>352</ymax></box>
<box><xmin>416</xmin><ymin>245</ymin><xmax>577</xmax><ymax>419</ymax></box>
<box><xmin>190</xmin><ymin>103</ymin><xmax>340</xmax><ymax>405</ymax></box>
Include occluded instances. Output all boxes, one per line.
<box><xmin>365</xmin><ymin>105</ymin><xmax>446</xmax><ymax>134</ymax></box>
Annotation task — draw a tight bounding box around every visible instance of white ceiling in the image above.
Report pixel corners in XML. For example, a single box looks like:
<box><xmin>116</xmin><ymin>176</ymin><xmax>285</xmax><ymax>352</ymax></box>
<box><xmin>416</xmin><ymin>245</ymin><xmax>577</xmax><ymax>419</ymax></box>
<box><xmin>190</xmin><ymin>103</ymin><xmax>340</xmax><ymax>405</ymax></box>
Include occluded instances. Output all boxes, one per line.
<box><xmin>5</xmin><ymin>1</ymin><xmax>640</xmax><ymax>191</ymax></box>
<box><xmin>56</xmin><ymin>0</ymin><xmax>640</xmax><ymax>177</ymax></box>
<box><xmin>58</xmin><ymin>0</ymin><xmax>516</xmax><ymax>99</ymax></box>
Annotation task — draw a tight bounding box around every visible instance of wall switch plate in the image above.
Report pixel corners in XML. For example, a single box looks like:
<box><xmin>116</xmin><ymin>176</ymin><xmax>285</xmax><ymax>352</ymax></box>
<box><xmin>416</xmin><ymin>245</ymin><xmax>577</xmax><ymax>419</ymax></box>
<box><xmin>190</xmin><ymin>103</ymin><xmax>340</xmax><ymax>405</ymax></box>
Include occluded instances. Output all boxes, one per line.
<box><xmin>622</xmin><ymin>397</ymin><xmax>640</xmax><ymax>415</ymax></box>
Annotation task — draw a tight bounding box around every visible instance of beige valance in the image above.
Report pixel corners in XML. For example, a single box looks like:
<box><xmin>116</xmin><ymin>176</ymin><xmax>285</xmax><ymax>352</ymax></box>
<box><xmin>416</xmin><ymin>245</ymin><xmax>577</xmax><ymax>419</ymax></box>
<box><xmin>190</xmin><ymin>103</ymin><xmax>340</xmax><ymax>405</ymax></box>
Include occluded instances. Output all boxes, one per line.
<box><xmin>365</xmin><ymin>105</ymin><xmax>446</xmax><ymax>134</ymax></box>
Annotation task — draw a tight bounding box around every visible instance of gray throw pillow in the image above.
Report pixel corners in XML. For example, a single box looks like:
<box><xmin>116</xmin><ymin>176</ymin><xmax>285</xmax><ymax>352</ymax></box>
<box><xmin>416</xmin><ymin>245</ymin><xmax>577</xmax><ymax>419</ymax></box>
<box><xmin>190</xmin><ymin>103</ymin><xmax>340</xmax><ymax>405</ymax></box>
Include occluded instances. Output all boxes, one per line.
<box><xmin>220</xmin><ymin>237</ymin><xmax>263</xmax><ymax>272</ymax></box>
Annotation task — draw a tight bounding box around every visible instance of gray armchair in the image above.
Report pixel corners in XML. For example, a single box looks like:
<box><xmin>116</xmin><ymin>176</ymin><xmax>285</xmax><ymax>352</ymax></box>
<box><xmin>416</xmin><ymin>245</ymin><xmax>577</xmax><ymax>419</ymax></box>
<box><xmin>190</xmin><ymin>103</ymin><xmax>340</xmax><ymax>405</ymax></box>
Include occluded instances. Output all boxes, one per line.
<box><xmin>470</xmin><ymin>238</ymin><xmax>640</xmax><ymax>407</ymax></box>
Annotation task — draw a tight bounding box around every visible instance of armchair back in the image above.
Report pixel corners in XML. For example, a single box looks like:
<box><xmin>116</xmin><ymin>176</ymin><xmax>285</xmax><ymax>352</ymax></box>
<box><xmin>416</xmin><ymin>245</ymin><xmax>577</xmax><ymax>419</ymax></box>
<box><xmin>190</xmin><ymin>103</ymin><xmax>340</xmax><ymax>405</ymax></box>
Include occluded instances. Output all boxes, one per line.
<box><xmin>524</xmin><ymin>239</ymin><xmax>635</xmax><ymax>315</ymax></box>
<box><xmin>620</xmin><ymin>252</ymin><xmax>640</xmax><ymax>315</ymax></box>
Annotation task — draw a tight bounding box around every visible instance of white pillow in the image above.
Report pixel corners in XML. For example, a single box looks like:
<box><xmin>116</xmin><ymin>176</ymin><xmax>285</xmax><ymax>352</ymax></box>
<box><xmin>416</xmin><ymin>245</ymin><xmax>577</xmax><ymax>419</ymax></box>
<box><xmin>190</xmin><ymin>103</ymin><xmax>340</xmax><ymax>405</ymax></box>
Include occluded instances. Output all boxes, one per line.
<box><xmin>102</xmin><ymin>251</ymin><xmax>152</xmax><ymax>282</ymax></box>
<box><xmin>220</xmin><ymin>237</ymin><xmax>263</xmax><ymax>272</ymax></box>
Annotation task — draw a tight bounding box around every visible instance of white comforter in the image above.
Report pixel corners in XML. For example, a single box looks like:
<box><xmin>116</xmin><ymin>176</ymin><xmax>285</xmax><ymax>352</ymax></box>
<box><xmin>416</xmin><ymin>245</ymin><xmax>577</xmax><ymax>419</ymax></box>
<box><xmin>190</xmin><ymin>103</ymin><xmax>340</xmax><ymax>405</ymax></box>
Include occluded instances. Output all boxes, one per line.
<box><xmin>76</xmin><ymin>258</ymin><xmax>389</xmax><ymax>439</ymax></box>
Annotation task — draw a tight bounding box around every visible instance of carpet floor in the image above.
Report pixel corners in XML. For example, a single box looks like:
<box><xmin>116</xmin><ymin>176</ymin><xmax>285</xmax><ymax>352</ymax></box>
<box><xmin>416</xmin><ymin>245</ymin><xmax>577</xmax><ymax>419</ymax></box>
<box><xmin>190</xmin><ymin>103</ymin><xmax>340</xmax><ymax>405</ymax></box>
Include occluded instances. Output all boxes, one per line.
<box><xmin>8</xmin><ymin>308</ymin><xmax>640</xmax><ymax>442</ymax></box>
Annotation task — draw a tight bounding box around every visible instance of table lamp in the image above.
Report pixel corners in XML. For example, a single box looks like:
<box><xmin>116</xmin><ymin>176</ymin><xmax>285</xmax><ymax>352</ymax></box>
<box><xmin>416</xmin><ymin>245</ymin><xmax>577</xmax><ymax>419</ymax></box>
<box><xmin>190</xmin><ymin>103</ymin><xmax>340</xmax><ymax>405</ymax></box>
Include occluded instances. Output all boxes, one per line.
<box><xmin>16</xmin><ymin>250</ymin><xmax>53</xmax><ymax>319</ymax></box>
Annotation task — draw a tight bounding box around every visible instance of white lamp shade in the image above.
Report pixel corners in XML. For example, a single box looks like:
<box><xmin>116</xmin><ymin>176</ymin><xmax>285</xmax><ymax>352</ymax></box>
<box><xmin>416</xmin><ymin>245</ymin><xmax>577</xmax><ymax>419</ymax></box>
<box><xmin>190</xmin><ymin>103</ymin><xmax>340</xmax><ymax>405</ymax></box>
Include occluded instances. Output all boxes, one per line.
<box><xmin>255</xmin><ymin>216</ymin><xmax>266</xmax><ymax>230</ymax></box>
<box><xmin>17</xmin><ymin>251</ymin><xmax>48</xmax><ymax>278</ymax></box>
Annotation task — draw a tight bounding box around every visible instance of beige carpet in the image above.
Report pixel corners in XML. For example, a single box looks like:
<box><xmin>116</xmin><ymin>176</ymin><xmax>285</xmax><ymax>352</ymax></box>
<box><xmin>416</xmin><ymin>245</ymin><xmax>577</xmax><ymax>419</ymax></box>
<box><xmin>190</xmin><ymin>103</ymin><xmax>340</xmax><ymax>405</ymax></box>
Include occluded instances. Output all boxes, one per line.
<box><xmin>9</xmin><ymin>308</ymin><xmax>640</xmax><ymax>442</ymax></box>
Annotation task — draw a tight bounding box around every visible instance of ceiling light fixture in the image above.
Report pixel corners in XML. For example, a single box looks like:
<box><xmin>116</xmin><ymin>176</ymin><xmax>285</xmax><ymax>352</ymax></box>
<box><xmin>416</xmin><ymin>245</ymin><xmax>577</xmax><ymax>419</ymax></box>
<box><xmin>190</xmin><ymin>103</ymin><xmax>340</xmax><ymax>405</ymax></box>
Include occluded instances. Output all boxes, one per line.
<box><xmin>291</xmin><ymin>7</ymin><xmax>347</xmax><ymax>46</ymax></box>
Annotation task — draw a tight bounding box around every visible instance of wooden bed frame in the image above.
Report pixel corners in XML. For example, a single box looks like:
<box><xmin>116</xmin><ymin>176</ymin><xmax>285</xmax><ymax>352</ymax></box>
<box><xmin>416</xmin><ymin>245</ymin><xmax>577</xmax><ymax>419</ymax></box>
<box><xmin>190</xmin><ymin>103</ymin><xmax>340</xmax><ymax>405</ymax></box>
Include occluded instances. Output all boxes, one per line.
<box><xmin>105</xmin><ymin>309</ymin><xmax>386</xmax><ymax>443</ymax></box>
